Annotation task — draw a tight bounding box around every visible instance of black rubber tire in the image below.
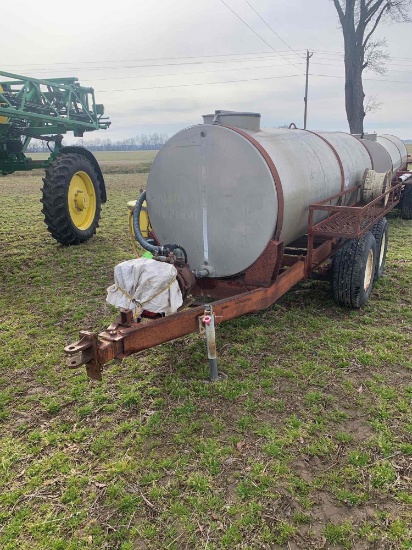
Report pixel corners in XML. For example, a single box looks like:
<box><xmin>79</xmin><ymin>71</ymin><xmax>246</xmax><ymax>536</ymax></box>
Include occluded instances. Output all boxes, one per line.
<box><xmin>331</xmin><ymin>231</ymin><xmax>377</xmax><ymax>309</ymax></box>
<box><xmin>41</xmin><ymin>153</ymin><xmax>102</xmax><ymax>245</ymax></box>
<box><xmin>400</xmin><ymin>186</ymin><xmax>412</xmax><ymax>220</ymax></box>
<box><xmin>371</xmin><ymin>217</ymin><xmax>389</xmax><ymax>281</ymax></box>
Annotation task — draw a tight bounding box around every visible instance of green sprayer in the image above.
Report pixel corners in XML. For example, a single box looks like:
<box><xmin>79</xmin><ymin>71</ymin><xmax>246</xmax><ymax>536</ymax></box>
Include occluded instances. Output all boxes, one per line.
<box><xmin>0</xmin><ymin>70</ymin><xmax>110</xmax><ymax>244</ymax></box>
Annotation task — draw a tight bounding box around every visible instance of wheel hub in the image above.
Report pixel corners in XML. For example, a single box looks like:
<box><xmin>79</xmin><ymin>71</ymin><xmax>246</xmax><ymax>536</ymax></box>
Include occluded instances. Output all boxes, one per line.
<box><xmin>68</xmin><ymin>171</ymin><xmax>97</xmax><ymax>230</ymax></box>
<box><xmin>74</xmin><ymin>189</ymin><xmax>90</xmax><ymax>212</ymax></box>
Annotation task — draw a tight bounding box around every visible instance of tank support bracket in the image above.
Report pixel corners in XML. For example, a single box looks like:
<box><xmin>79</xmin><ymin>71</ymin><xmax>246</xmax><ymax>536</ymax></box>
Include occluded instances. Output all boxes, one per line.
<box><xmin>244</xmin><ymin>240</ymin><xmax>284</xmax><ymax>287</ymax></box>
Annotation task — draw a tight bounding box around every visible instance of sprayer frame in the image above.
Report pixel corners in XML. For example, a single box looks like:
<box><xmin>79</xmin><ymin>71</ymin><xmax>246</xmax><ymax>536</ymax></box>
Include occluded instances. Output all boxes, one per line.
<box><xmin>65</xmin><ymin>165</ymin><xmax>411</xmax><ymax>381</ymax></box>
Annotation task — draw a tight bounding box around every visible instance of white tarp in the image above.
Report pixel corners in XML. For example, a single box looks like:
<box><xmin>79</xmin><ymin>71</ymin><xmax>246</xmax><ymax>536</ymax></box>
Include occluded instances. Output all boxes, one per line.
<box><xmin>106</xmin><ymin>258</ymin><xmax>183</xmax><ymax>317</ymax></box>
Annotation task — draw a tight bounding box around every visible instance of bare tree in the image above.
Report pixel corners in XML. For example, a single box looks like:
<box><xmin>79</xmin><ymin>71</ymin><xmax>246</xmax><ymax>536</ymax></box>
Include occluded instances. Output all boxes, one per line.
<box><xmin>364</xmin><ymin>93</ymin><xmax>383</xmax><ymax>113</ymax></box>
<box><xmin>332</xmin><ymin>0</ymin><xmax>411</xmax><ymax>134</ymax></box>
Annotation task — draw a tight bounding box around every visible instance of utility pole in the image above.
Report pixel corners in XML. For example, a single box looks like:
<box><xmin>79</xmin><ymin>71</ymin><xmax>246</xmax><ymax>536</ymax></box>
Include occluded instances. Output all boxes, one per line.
<box><xmin>304</xmin><ymin>50</ymin><xmax>313</xmax><ymax>130</ymax></box>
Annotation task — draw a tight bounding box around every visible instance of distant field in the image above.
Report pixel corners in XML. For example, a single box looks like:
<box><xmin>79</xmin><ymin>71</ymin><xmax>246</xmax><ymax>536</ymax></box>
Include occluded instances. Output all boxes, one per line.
<box><xmin>406</xmin><ymin>144</ymin><xmax>412</xmax><ymax>155</ymax></box>
<box><xmin>28</xmin><ymin>151</ymin><xmax>158</xmax><ymax>163</ymax></box>
<box><xmin>29</xmin><ymin>150</ymin><xmax>158</xmax><ymax>174</ymax></box>
<box><xmin>93</xmin><ymin>151</ymin><xmax>158</xmax><ymax>163</ymax></box>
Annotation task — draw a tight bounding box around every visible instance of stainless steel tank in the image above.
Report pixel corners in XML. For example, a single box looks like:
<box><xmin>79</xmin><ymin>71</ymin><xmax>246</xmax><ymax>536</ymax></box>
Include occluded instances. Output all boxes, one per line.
<box><xmin>359</xmin><ymin>138</ymin><xmax>392</xmax><ymax>174</ymax></box>
<box><xmin>146</xmin><ymin>112</ymin><xmax>399</xmax><ymax>278</ymax></box>
<box><xmin>377</xmin><ymin>134</ymin><xmax>407</xmax><ymax>173</ymax></box>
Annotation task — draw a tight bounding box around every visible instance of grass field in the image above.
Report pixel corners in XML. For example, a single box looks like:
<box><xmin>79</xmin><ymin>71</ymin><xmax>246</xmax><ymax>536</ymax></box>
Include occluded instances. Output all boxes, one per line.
<box><xmin>28</xmin><ymin>151</ymin><xmax>158</xmax><ymax>174</ymax></box>
<box><xmin>0</xmin><ymin>155</ymin><xmax>411</xmax><ymax>549</ymax></box>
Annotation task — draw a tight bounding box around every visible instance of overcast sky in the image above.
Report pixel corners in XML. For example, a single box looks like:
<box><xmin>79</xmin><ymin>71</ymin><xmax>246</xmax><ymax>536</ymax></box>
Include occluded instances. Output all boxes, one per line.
<box><xmin>2</xmin><ymin>0</ymin><xmax>412</xmax><ymax>140</ymax></box>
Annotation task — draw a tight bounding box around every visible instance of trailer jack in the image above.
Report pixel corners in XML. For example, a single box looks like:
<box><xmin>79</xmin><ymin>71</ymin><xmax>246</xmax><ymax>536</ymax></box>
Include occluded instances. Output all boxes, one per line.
<box><xmin>199</xmin><ymin>305</ymin><xmax>226</xmax><ymax>382</ymax></box>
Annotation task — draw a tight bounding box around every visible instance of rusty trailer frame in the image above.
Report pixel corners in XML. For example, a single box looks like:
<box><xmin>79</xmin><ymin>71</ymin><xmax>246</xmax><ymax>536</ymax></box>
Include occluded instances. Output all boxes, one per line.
<box><xmin>65</xmin><ymin>172</ymin><xmax>411</xmax><ymax>382</ymax></box>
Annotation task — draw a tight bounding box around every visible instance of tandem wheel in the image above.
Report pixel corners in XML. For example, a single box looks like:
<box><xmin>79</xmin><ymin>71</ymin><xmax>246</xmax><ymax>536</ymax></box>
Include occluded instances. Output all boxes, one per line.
<box><xmin>331</xmin><ymin>231</ymin><xmax>377</xmax><ymax>309</ymax></box>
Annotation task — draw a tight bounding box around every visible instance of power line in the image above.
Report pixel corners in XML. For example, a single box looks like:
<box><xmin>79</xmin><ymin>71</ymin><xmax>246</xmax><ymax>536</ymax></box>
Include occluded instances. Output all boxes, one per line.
<box><xmin>0</xmin><ymin>50</ymin><xmax>307</xmax><ymax>69</ymax></box>
<box><xmin>27</xmin><ymin>62</ymin><xmax>412</xmax><ymax>92</ymax></box>
<box><xmin>24</xmin><ymin>51</ymin><xmax>412</xmax><ymax>76</ymax></box>
<box><xmin>308</xmin><ymin>50</ymin><xmax>412</xmax><ymax>68</ymax></box>
<box><xmin>97</xmin><ymin>73</ymin><xmax>305</xmax><ymax>92</ymax></box>
<box><xmin>16</xmin><ymin>56</ymin><xmax>412</xmax><ymax>85</ymax></box>
<box><xmin>5</xmin><ymin>47</ymin><xmax>412</xmax><ymax>69</ymax></box>
<box><xmin>307</xmin><ymin>61</ymin><xmax>412</xmax><ymax>74</ymax></box>
<box><xmin>1</xmin><ymin>54</ymin><xmax>308</xmax><ymax>74</ymax></box>
<box><xmin>6</xmin><ymin>54</ymin><xmax>411</xmax><ymax>86</ymax></box>
<box><xmin>243</xmin><ymin>0</ymin><xmax>304</xmax><ymax>59</ymax></box>
<box><xmin>295</xmin><ymin>53</ymin><xmax>412</xmax><ymax>70</ymax></box>
<box><xmin>11</xmin><ymin>53</ymin><xmax>412</xmax><ymax>78</ymax></box>
<box><xmin>310</xmin><ymin>57</ymin><xmax>412</xmax><ymax>67</ymax></box>
<box><xmin>95</xmin><ymin>71</ymin><xmax>412</xmax><ymax>92</ymax></box>
<box><xmin>310</xmin><ymin>73</ymin><xmax>412</xmax><ymax>84</ymax></box>
<box><xmin>217</xmin><ymin>0</ymin><xmax>301</xmax><ymax>70</ymax></box>
<box><xmin>312</xmin><ymin>49</ymin><xmax>412</xmax><ymax>64</ymax></box>
<box><xmin>82</xmin><ymin>60</ymin><xmax>303</xmax><ymax>82</ymax></box>
<box><xmin>73</xmin><ymin>63</ymin><xmax>410</xmax><ymax>86</ymax></box>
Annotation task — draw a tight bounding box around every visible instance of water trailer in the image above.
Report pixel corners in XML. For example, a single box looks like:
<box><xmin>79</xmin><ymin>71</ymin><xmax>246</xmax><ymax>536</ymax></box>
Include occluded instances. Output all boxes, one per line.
<box><xmin>65</xmin><ymin>111</ymin><xmax>412</xmax><ymax>381</ymax></box>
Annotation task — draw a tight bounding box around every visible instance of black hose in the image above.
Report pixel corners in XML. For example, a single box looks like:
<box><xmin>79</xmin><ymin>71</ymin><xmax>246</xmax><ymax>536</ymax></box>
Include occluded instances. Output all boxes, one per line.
<box><xmin>132</xmin><ymin>192</ymin><xmax>189</xmax><ymax>262</ymax></box>
<box><xmin>132</xmin><ymin>191</ymin><xmax>161</xmax><ymax>255</ymax></box>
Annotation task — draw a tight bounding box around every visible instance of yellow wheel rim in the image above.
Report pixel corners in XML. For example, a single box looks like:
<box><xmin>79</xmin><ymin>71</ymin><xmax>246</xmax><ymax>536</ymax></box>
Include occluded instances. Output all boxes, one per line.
<box><xmin>68</xmin><ymin>171</ymin><xmax>96</xmax><ymax>230</ymax></box>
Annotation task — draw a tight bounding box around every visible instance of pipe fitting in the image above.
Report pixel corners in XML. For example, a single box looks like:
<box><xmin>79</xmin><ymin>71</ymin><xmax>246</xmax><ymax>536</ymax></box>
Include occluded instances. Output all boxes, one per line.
<box><xmin>194</xmin><ymin>265</ymin><xmax>215</xmax><ymax>278</ymax></box>
<box><xmin>399</xmin><ymin>172</ymin><xmax>412</xmax><ymax>183</ymax></box>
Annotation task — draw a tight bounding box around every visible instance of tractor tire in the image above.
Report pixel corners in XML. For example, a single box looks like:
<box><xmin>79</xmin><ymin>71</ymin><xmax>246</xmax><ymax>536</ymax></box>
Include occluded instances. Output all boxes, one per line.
<box><xmin>400</xmin><ymin>186</ymin><xmax>412</xmax><ymax>220</ymax></box>
<box><xmin>41</xmin><ymin>153</ymin><xmax>102</xmax><ymax>245</ymax></box>
<box><xmin>371</xmin><ymin>217</ymin><xmax>388</xmax><ymax>281</ymax></box>
<box><xmin>331</xmin><ymin>231</ymin><xmax>376</xmax><ymax>309</ymax></box>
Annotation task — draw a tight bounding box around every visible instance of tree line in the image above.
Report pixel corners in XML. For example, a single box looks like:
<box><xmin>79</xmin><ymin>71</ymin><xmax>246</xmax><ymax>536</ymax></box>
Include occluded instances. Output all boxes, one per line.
<box><xmin>26</xmin><ymin>133</ymin><xmax>169</xmax><ymax>152</ymax></box>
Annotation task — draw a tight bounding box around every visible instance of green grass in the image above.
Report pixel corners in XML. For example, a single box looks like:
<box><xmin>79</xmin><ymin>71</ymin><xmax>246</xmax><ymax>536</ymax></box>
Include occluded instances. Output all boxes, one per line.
<box><xmin>0</xmin><ymin>156</ymin><xmax>411</xmax><ymax>549</ymax></box>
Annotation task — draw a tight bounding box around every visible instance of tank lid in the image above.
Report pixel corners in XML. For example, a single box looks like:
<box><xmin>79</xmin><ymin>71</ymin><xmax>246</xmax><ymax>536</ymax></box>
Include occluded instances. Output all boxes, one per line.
<box><xmin>202</xmin><ymin>110</ymin><xmax>261</xmax><ymax>131</ymax></box>
<box><xmin>352</xmin><ymin>132</ymin><xmax>377</xmax><ymax>141</ymax></box>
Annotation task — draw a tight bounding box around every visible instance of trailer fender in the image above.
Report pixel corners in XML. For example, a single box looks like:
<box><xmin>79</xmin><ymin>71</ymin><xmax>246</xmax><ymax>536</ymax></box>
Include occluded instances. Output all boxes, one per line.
<box><xmin>59</xmin><ymin>146</ymin><xmax>107</xmax><ymax>203</ymax></box>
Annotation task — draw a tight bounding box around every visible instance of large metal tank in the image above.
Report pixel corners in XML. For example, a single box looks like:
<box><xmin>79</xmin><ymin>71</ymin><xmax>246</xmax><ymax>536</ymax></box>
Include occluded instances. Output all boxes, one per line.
<box><xmin>359</xmin><ymin>137</ymin><xmax>392</xmax><ymax>174</ymax></box>
<box><xmin>146</xmin><ymin>112</ymin><xmax>383</xmax><ymax>278</ymax></box>
<box><xmin>377</xmin><ymin>134</ymin><xmax>407</xmax><ymax>173</ymax></box>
